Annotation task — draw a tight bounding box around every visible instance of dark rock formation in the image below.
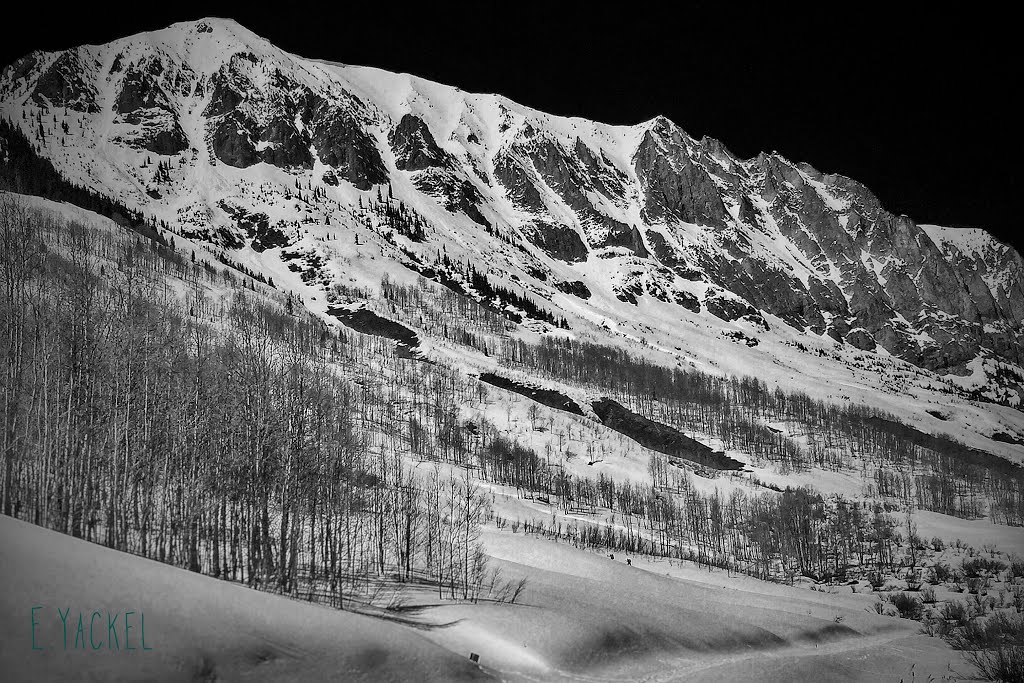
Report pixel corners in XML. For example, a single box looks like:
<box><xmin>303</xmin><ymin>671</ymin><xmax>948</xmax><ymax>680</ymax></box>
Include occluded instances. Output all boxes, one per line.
<box><xmin>592</xmin><ymin>398</ymin><xmax>744</xmax><ymax>471</ymax></box>
<box><xmin>673</xmin><ymin>290</ymin><xmax>701</xmax><ymax>313</ymax></box>
<box><xmin>201</xmin><ymin>57</ymin><xmax>372</xmax><ymax>175</ymax></box>
<box><xmin>521</xmin><ymin>221</ymin><xmax>589</xmax><ymax>263</ymax></box>
<box><xmin>414</xmin><ymin>169</ymin><xmax>487</xmax><ymax>225</ymax></box>
<box><xmin>554</xmin><ymin>279</ymin><xmax>592</xmax><ymax>299</ymax></box>
<box><xmin>633</xmin><ymin>119</ymin><xmax>728</xmax><ymax>227</ymax></box>
<box><xmin>219</xmin><ymin>201</ymin><xmax>290</xmax><ymax>252</ymax></box>
<box><xmin>614</xmin><ymin>276</ymin><xmax>644</xmax><ymax>305</ymax></box>
<box><xmin>845</xmin><ymin>328</ymin><xmax>876</xmax><ymax>351</ymax></box>
<box><xmin>494</xmin><ymin>152</ymin><xmax>546</xmax><ymax>213</ymax></box>
<box><xmin>389</xmin><ymin>114</ymin><xmax>448</xmax><ymax>171</ymax></box>
<box><xmin>645</xmin><ymin>230</ymin><xmax>703</xmax><ymax>280</ymax></box>
<box><xmin>210</xmin><ymin>112</ymin><xmax>258</xmax><ymax>167</ymax></box>
<box><xmin>30</xmin><ymin>51</ymin><xmax>99</xmax><ymax>113</ymax></box>
<box><xmin>203</xmin><ymin>67</ymin><xmax>245</xmax><ymax>118</ymax></box>
<box><xmin>203</xmin><ymin>58</ymin><xmax>315</xmax><ymax>169</ymax></box>
<box><xmin>113</xmin><ymin>58</ymin><xmax>189</xmax><ymax>155</ymax></box>
<box><xmin>479</xmin><ymin>373</ymin><xmax>584</xmax><ymax>415</ymax></box>
<box><xmin>597</xmin><ymin>222</ymin><xmax>649</xmax><ymax>257</ymax></box>
<box><xmin>525</xmin><ymin>135</ymin><xmax>648</xmax><ymax>257</ymax></box>
<box><xmin>329</xmin><ymin>307</ymin><xmax>420</xmax><ymax>351</ymax></box>
<box><xmin>115</xmin><ymin>61</ymin><xmax>168</xmax><ymax>113</ymax></box>
<box><xmin>309</xmin><ymin>103</ymin><xmax>387</xmax><ymax>189</ymax></box>
<box><xmin>705</xmin><ymin>292</ymin><xmax>758</xmax><ymax>323</ymax></box>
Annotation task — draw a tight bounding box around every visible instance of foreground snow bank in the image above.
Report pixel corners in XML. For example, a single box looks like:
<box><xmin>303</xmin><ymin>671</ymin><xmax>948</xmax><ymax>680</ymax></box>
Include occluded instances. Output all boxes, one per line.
<box><xmin>0</xmin><ymin>515</ymin><xmax>488</xmax><ymax>681</ymax></box>
<box><xmin>0</xmin><ymin>513</ymin><xmax>975</xmax><ymax>682</ymax></box>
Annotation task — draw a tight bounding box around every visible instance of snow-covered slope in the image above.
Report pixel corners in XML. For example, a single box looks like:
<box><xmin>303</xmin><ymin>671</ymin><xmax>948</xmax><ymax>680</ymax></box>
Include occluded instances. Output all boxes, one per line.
<box><xmin>1</xmin><ymin>503</ymin><xmax>968</xmax><ymax>682</ymax></box>
<box><xmin>2</xmin><ymin>17</ymin><xmax>1023</xmax><ymax>449</ymax></box>
<box><xmin>0</xmin><ymin>514</ymin><xmax>488</xmax><ymax>682</ymax></box>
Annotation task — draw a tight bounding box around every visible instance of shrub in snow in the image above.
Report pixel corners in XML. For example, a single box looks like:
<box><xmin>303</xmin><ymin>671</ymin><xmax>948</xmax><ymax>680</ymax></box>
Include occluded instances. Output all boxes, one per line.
<box><xmin>944</xmin><ymin>612</ymin><xmax>1024</xmax><ymax>683</ymax></box>
<box><xmin>888</xmin><ymin>592</ymin><xmax>924</xmax><ymax>620</ymax></box>
<box><xmin>940</xmin><ymin>601</ymin><xmax>971</xmax><ymax>628</ymax></box>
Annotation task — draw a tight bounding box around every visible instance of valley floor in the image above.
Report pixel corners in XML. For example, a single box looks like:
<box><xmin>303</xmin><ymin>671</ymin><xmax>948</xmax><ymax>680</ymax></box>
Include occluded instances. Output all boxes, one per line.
<box><xmin>1</xmin><ymin>515</ymin><xmax>977</xmax><ymax>682</ymax></box>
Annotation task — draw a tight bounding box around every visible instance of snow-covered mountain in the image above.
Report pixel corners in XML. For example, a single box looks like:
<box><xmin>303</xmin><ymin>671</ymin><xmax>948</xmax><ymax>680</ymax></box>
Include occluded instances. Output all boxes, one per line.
<box><xmin>2</xmin><ymin>16</ymin><xmax>1023</xmax><ymax>418</ymax></box>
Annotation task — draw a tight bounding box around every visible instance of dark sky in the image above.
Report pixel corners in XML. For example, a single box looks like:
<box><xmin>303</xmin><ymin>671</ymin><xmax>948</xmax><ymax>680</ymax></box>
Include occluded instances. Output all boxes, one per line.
<box><xmin>3</xmin><ymin>4</ymin><xmax>1020</xmax><ymax>253</ymax></box>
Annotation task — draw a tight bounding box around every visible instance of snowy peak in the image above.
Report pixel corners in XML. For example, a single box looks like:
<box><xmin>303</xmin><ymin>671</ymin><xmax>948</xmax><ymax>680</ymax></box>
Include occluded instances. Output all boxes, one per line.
<box><xmin>922</xmin><ymin>224</ymin><xmax>1014</xmax><ymax>261</ymax></box>
<box><xmin>2</xmin><ymin>17</ymin><xmax>1023</xmax><ymax>403</ymax></box>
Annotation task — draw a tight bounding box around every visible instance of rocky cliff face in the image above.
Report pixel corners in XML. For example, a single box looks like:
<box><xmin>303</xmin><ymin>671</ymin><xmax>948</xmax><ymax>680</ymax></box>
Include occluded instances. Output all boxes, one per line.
<box><xmin>2</xmin><ymin>17</ymin><xmax>1021</xmax><ymax>400</ymax></box>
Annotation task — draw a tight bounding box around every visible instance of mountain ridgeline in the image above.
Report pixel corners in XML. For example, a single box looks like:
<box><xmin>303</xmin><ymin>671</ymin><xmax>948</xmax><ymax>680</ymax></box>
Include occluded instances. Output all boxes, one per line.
<box><xmin>1</xmin><ymin>18</ymin><xmax>1022</xmax><ymax>403</ymax></box>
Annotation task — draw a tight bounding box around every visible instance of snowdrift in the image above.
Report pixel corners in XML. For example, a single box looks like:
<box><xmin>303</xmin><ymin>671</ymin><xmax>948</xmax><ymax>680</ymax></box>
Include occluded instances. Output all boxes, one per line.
<box><xmin>0</xmin><ymin>515</ymin><xmax>488</xmax><ymax>681</ymax></box>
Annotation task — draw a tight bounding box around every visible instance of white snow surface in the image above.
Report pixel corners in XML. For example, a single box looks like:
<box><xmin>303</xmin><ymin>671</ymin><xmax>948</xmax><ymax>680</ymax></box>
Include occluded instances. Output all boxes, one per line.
<box><xmin>0</xmin><ymin>514</ymin><xmax>970</xmax><ymax>683</ymax></box>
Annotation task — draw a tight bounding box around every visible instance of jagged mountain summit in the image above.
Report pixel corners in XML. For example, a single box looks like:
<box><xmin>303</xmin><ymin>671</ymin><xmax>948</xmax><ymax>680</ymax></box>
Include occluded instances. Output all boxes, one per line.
<box><xmin>2</xmin><ymin>17</ymin><xmax>1023</xmax><ymax>413</ymax></box>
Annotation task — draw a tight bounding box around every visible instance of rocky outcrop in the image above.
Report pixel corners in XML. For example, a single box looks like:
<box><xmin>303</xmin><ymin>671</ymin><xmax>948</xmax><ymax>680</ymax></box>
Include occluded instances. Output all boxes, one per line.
<box><xmin>494</xmin><ymin>152</ymin><xmax>546</xmax><ymax>213</ymax></box>
<box><xmin>517</xmin><ymin>132</ymin><xmax>647</xmax><ymax>258</ymax></box>
<box><xmin>113</xmin><ymin>58</ymin><xmax>188</xmax><ymax>155</ymax></box>
<box><xmin>554</xmin><ymin>279</ymin><xmax>592</xmax><ymax>299</ymax></box>
<box><xmin>219</xmin><ymin>201</ymin><xmax>290</xmax><ymax>252</ymax></box>
<box><xmin>115</xmin><ymin>57</ymin><xmax>172</xmax><ymax>115</ymax></box>
<box><xmin>571</xmin><ymin>137</ymin><xmax>629</xmax><ymax>200</ymax></box>
<box><xmin>30</xmin><ymin>51</ymin><xmax>99</xmax><ymax>112</ymax></box>
<box><xmin>387</xmin><ymin>115</ymin><xmax>483</xmax><ymax>221</ymax></box>
<box><xmin>389</xmin><ymin>114</ymin><xmax>448</xmax><ymax>171</ymax></box>
<box><xmin>209</xmin><ymin>112</ymin><xmax>259</xmax><ymax>167</ymax></box>
<box><xmin>203</xmin><ymin>57</ymin><xmax>315</xmax><ymax>170</ymax></box>
<box><xmin>597</xmin><ymin>222</ymin><xmax>649</xmax><ymax>257</ymax></box>
<box><xmin>202</xmin><ymin>65</ymin><xmax>246</xmax><ymax>118</ymax></box>
<box><xmin>309</xmin><ymin>102</ymin><xmax>387</xmax><ymax>189</ymax></box>
<box><xmin>258</xmin><ymin>115</ymin><xmax>313</xmax><ymax>168</ymax></box>
<box><xmin>705</xmin><ymin>291</ymin><xmax>762</xmax><ymax>326</ymax></box>
<box><xmin>479</xmin><ymin>373</ymin><xmax>584</xmax><ymax>415</ymax></box>
<box><xmin>414</xmin><ymin>168</ymin><xmax>487</xmax><ymax>225</ymax></box>
<box><xmin>117</xmin><ymin>116</ymin><xmax>189</xmax><ymax>155</ymax></box>
<box><xmin>674</xmin><ymin>290</ymin><xmax>701</xmax><ymax>313</ymax></box>
<box><xmin>491</xmin><ymin>152</ymin><xmax>548</xmax><ymax>215</ymax></box>
<box><xmin>845</xmin><ymin>328</ymin><xmax>876</xmax><ymax>351</ymax></box>
<box><xmin>521</xmin><ymin>221</ymin><xmax>589</xmax><ymax>263</ymax></box>
<box><xmin>645</xmin><ymin>230</ymin><xmax>702</xmax><ymax>280</ymax></box>
<box><xmin>201</xmin><ymin>56</ymin><xmax>378</xmax><ymax>175</ymax></box>
<box><xmin>633</xmin><ymin>119</ymin><xmax>728</xmax><ymax>227</ymax></box>
<box><xmin>592</xmin><ymin>398</ymin><xmax>745</xmax><ymax>471</ymax></box>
